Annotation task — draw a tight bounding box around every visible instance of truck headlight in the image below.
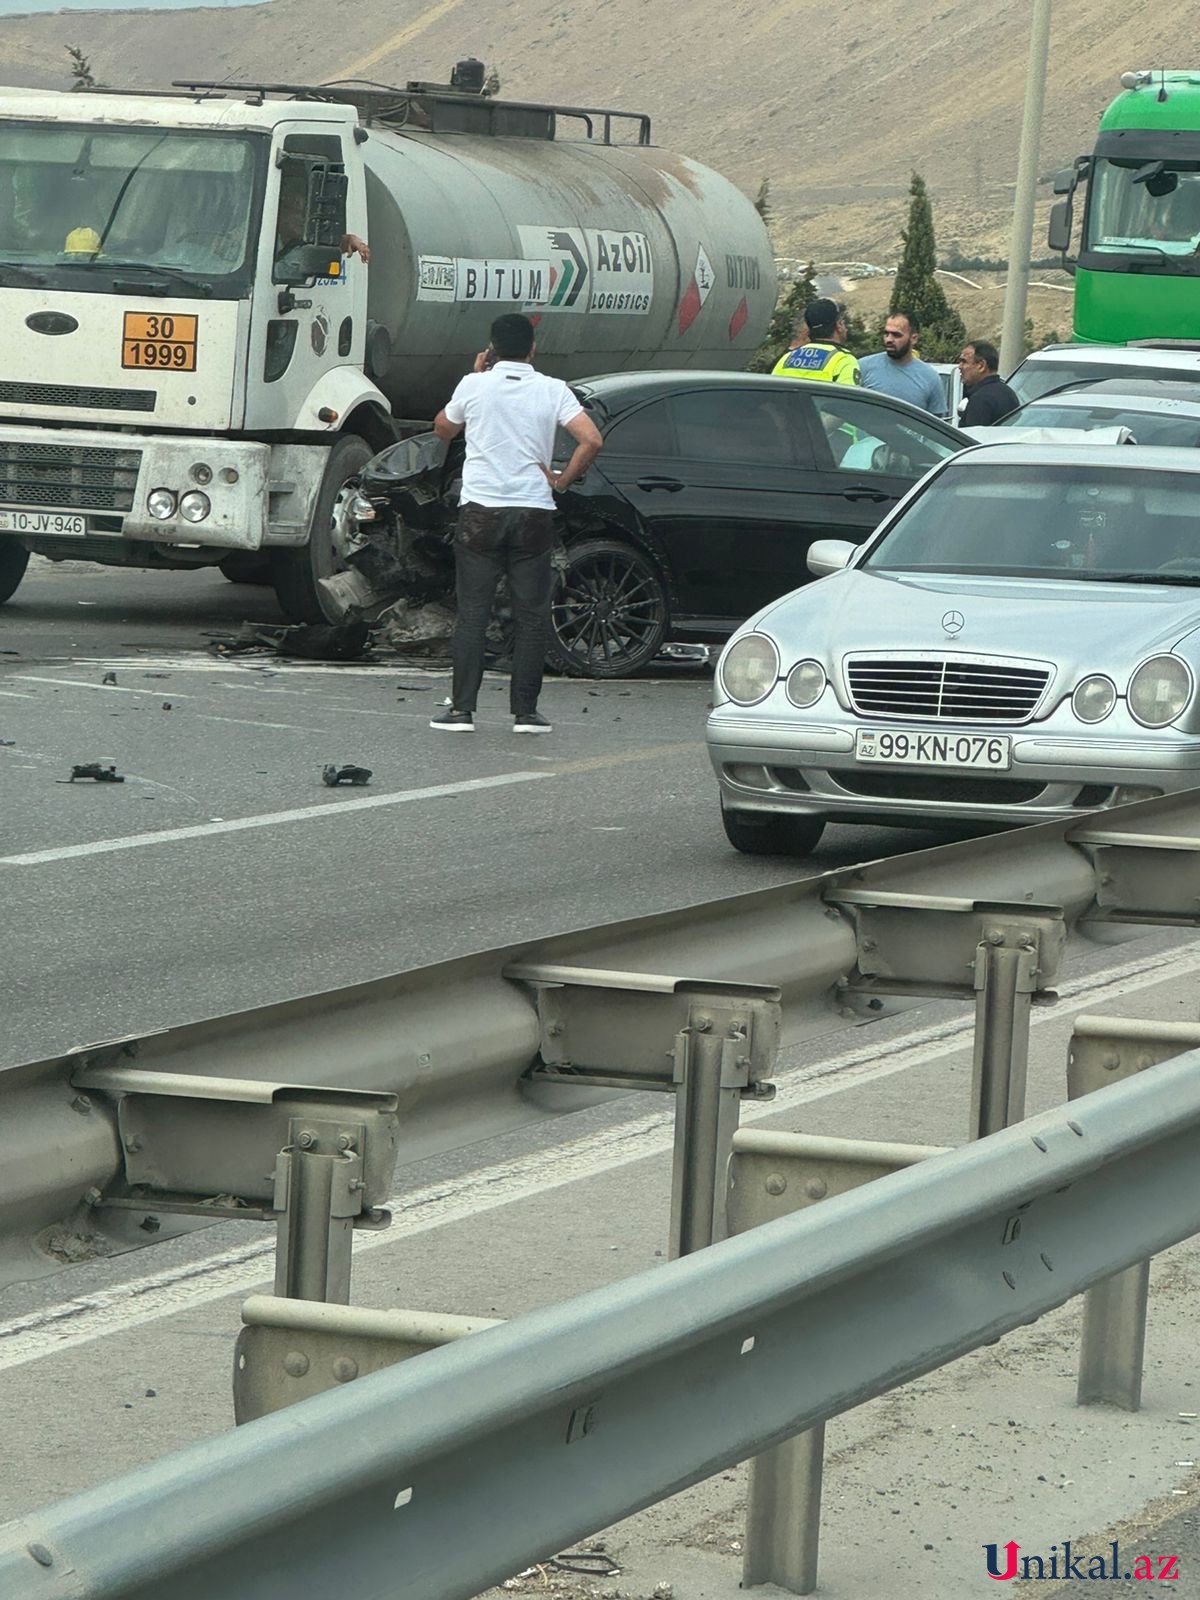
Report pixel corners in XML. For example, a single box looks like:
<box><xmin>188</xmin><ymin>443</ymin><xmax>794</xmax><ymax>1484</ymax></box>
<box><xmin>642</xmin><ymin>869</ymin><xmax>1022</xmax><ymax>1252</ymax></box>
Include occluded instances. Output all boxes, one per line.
<box><xmin>179</xmin><ymin>491</ymin><xmax>211</xmax><ymax>524</ymax></box>
<box><xmin>1128</xmin><ymin>655</ymin><xmax>1193</xmax><ymax>727</ymax></box>
<box><xmin>720</xmin><ymin>634</ymin><xmax>779</xmax><ymax>706</ymax></box>
<box><xmin>1071</xmin><ymin>675</ymin><xmax>1116</xmax><ymax>723</ymax></box>
<box><xmin>786</xmin><ymin>660</ymin><xmax>827</xmax><ymax>708</ymax></box>
<box><xmin>147</xmin><ymin>488</ymin><xmax>176</xmax><ymax>520</ymax></box>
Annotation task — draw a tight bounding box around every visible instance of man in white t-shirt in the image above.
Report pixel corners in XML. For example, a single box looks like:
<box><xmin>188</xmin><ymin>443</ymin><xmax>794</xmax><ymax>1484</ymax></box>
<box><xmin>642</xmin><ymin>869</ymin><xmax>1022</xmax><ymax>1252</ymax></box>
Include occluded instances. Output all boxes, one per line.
<box><xmin>429</xmin><ymin>314</ymin><xmax>603</xmax><ymax>733</ymax></box>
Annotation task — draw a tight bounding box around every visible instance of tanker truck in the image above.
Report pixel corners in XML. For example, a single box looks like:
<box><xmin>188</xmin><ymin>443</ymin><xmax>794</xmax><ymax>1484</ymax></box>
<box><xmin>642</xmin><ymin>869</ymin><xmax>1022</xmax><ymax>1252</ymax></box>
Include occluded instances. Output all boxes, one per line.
<box><xmin>0</xmin><ymin>63</ymin><xmax>774</xmax><ymax>619</ymax></box>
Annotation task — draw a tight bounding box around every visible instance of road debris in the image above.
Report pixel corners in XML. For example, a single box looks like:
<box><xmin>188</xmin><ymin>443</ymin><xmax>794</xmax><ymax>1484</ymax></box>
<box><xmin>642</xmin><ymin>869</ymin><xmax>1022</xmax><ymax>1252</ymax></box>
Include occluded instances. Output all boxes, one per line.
<box><xmin>206</xmin><ymin>619</ymin><xmax>371</xmax><ymax>662</ymax></box>
<box><xmin>66</xmin><ymin>763</ymin><xmax>124</xmax><ymax>784</ymax></box>
<box><xmin>101</xmin><ymin>672</ymin><xmax>118</xmax><ymax>686</ymax></box>
<box><xmin>321</xmin><ymin>764</ymin><xmax>372</xmax><ymax>787</ymax></box>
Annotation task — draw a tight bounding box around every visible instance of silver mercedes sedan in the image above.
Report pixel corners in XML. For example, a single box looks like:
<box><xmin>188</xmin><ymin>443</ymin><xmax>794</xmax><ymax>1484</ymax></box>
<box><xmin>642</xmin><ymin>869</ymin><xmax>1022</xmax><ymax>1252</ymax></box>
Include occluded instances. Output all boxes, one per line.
<box><xmin>707</xmin><ymin>443</ymin><xmax>1200</xmax><ymax>854</ymax></box>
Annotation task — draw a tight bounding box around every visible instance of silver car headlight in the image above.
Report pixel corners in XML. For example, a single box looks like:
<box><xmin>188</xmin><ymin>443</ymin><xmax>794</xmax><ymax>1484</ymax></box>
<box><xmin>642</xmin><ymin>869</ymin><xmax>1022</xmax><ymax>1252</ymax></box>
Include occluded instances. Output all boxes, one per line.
<box><xmin>720</xmin><ymin>634</ymin><xmax>780</xmax><ymax>706</ymax></box>
<box><xmin>786</xmin><ymin>660</ymin><xmax>827</xmax><ymax>708</ymax></box>
<box><xmin>1071</xmin><ymin>674</ymin><xmax>1116</xmax><ymax>724</ymax></box>
<box><xmin>1128</xmin><ymin>654</ymin><xmax>1193</xmax><ymax>728</ymax></box>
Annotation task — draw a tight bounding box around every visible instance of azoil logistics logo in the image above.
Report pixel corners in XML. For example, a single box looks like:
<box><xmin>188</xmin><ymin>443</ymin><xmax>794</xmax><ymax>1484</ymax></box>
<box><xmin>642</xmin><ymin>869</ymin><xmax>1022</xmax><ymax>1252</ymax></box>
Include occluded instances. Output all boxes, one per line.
<box><xmin>983</xmin><ymin>1540</ymin><xmax>1180</xmax><ymax>1581</ymax></box>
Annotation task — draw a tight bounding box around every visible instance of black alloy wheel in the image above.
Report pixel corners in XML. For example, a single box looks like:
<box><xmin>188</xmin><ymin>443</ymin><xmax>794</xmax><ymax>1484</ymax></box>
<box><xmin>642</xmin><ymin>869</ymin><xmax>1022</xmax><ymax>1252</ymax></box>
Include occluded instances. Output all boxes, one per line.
<box><xmin>720</xmin><ymin>801</ymin><xmax>826</xmax><ymax>857</ymax></box>
<box><xmin>547</xmin><ymin>537</ymin><xmax>669</xmax><ymax>678</ymax></box>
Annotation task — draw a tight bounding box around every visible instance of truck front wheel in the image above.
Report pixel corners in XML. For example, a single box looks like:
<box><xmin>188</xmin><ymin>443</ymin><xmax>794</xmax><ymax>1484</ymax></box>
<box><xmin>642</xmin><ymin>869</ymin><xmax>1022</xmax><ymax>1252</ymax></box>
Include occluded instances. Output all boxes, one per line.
<box><xmin>0</xmin><ymin>542</ymin><xmax>29</xmax><ymax>605</ymax></box>
<box><xmin>270</xmin><ymin>435</ymin><xmax>374</xmax><ymax>623</ymax></box>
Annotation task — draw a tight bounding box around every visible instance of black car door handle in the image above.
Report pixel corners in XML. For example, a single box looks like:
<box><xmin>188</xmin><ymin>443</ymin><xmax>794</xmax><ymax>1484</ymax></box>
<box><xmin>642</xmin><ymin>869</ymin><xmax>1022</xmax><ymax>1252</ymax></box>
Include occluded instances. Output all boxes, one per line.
<box><xmin>636</xmin><ymin>476</ymin><xmax>684</xmax><ymax>492</ymax></box>
<box><xmin>842</xmin><ymin>484</ymin><xmax>892</xmax><ymax>503</ymax></box>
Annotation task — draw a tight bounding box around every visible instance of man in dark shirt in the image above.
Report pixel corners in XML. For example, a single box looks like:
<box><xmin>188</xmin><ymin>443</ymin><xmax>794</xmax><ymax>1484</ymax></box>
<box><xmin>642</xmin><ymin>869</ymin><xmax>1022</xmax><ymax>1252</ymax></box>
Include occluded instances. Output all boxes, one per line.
<box><xmin>958</xmin><ymin>339</ymin><xmax>1019</xmax><ymax>425</ymax></box>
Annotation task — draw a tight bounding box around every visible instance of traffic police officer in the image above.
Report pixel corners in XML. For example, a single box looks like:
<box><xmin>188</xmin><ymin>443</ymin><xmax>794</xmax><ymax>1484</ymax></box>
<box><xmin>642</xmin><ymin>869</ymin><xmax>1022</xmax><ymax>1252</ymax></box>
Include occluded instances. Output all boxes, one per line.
<box><xmin>772</xmin><ymin>297</ymin><xmax>862</xmax><ymax>385</ymax></box>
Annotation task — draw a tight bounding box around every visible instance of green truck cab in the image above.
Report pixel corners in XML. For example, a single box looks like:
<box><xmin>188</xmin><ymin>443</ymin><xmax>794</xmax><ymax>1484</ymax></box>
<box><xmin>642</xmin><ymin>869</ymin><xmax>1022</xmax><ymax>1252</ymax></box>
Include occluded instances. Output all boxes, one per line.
<box><xmin>1051</xmin><ymin>70</ymin><xmax>1200</xmax><ymax>344</ymax></box>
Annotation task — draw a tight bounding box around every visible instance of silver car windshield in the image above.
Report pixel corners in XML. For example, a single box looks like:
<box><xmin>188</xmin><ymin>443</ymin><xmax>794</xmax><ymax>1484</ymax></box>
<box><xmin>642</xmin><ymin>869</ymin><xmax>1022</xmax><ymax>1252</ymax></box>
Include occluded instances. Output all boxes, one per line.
<box><xmin>0</xmin><ymin>122</ymin><xmax>264</xmax><ymax>289</ymax></box>
<box><xmin>863</xmin><ymin>464</ymin><xmax>1200</xmax><ymax>584</ymax></box>
<box><xmin>1002</xmin><ymin>404</ymin><xmax>1200</xmax><ymax>448</ymax></box>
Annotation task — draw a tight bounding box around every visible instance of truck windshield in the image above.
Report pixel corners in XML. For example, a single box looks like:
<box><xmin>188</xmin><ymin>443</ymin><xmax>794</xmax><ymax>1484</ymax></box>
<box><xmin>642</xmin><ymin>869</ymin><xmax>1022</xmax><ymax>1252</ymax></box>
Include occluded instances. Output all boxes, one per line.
<box><xmin>1085</xmin><ymin>159</ymin><xmax>1200</xmax><ymax>273</ymax></box>
<box><xmin>0</xmin><ymin>122</ymin><xmax>265</xmax><ymax>295</ymax></box>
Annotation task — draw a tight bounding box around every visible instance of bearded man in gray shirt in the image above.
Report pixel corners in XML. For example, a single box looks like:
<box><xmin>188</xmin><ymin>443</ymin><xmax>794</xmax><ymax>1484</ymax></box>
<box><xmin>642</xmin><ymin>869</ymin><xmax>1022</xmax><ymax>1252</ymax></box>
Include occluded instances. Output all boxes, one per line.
<box><xmin>859</xmin><ymin>311</ymin><xmax>948</xmax><ymax>417</ymax></box>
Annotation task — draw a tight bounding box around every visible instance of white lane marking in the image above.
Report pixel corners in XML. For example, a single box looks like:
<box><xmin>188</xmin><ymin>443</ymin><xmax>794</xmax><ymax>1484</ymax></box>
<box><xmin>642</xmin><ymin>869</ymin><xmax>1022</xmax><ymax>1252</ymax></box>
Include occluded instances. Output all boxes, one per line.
<box><xmin>0</xmin><ymin>771</ymin><xmax>548</xmax><ymax>867</ymax></box>
<box><xmin>14</xmin><ymin>676</ymin><xmax>194</xmax><ymax>700</ymax></box>
<box><xmin>197</xmin><ymin>714</ymin><xmax>336</xmax><ymax>734</ymax></box>
<box><xmin>1</xmin><ymin>937</ymin><xmax>1195</xmax><ymax>1371</ymax></box>
<box><xmin>0</xmin><ymin>691</ymin><xmax>36</xmax><ymax>700</ymax></box>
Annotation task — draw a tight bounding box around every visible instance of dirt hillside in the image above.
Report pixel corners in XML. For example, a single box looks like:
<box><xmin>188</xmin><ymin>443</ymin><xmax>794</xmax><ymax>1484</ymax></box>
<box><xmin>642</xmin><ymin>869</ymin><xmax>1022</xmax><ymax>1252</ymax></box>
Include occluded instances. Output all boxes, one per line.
<box><xmin>0</xmin><ymin>0</ymin><xmax>1193</xmax><ymax>261</ymax></box>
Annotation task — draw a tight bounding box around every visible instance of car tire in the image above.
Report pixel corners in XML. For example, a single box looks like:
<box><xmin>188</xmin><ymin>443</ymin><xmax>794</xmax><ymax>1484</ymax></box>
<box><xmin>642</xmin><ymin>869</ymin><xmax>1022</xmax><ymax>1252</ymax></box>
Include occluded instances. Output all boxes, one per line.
<box><xmin>720</xmin><ymin>802</ymin><xmax>825</xmax><ymax>857</ymax></box>
<box><xmin>270</xmin><ymin>434</ymin><xmax>375</xmax><ymax>622</ymax></box>
<box><xmin>546</xmin><ymin>537</ymin><xmax>670</xmax><ymax>678</ymax></box>
<box><xmin>218</xmin><ymin>552</ymin><xmax>273</xmax><ymax>585</ymax></box>
<box><xmin>0</xmin><ymin>542</ymin><xmax>29</xmax><ymax>605</ymax></box>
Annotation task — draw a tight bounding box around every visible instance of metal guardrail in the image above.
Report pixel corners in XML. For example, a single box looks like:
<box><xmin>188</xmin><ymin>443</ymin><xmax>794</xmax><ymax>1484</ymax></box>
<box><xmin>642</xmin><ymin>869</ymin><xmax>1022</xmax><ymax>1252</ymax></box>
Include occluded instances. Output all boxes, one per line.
<box><xmin>3</xmin><ymin>1041</ymin><xmax>1199</xmax><ymax>1599</ymax></box>
<box><xmin>6</xmin><ymin>789</ymin><xmax>1200</xmax><ymax>1294</ymax></box>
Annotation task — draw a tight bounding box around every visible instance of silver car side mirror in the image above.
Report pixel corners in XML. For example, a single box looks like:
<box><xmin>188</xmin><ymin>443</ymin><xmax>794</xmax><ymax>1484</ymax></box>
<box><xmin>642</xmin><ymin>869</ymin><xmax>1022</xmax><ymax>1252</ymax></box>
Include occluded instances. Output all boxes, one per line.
<box><xmin>807</xmin><ymin>539</ymin><xmax>856</xmax><ymax>577</ymax></box>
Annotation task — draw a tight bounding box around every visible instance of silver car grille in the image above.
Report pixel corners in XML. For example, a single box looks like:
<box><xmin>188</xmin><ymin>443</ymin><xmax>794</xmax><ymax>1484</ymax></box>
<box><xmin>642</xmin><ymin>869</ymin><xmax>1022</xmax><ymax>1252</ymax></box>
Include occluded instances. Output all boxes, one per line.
<box><xmin>845</xmin><ymin>655</ymin><xmax>1052</xmax><ymax>724</ymax></box>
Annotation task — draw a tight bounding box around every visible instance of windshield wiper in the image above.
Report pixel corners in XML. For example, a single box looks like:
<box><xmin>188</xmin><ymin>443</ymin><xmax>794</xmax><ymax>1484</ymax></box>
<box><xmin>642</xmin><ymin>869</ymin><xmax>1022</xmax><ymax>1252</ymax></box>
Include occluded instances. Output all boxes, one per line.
<box><xmin>99</xmin><ymin>262</ymin><xmax>214</xmax><ymax>298</ymax></box>
<box><xmin>0</xmin><ymin>263</ymin><xmax>47</xmax><ymax>288</ymax></box>
<box><xmin>1083</xmin><ymin>571</ymin><xmax>1200</xmax><ymax>586</ymax></box>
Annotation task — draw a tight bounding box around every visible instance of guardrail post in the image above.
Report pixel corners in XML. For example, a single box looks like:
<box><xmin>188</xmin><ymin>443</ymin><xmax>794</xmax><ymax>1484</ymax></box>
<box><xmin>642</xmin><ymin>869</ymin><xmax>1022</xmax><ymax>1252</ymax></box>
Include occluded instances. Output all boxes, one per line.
<box><xmin>727</xmin><ymin>1132</ymin><xmax>947</xmax><ymax>1593</ymax></box>
<box><xmin>669</xmin><ymin>1001</ymin><xmax>751</xmax><ymax>1257</ymax></box>
<box><xmin>273</xmin><ymin>1120</ymin><xmax>365</xmax><ymax>1305</ymax></box>
<box><xmin>1068</xmin><ymin>1016</ymin><xmax>1200</xmax><ymax>1410</ymax></box>
<box><xmin>970</xmin><ymin>925</ymin><xmax>1040</xmax><ymax>1139</ymax></box>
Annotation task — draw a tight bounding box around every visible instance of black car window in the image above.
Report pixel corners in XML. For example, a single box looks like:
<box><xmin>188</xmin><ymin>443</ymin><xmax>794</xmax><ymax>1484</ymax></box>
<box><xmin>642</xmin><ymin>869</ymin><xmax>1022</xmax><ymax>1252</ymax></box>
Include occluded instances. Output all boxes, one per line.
<box><xmin>667</xmin><ymin>390</ymin><xmax>801</xmax><ymax>466</ymax></box>
<box><xmin>806</xmin><ymin>393</ymin><xmax>959</xmax><ymax>480</ymax></box>
<box><xmin>597</xmin><ymin>398</ymin><xmax>676</xmax><ymax>458</ymax></box>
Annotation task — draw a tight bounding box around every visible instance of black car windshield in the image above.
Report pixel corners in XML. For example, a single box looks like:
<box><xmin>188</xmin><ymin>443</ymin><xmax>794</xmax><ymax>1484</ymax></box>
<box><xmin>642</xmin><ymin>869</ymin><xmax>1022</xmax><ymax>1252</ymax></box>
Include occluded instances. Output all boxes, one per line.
<box><xmin>863</xmin><ymin>463</ymin><xmax>1200</xmax><ymax>583</ymax></box>
<box><xmin>0</xmin><ymin>122</ymin><xmax>265</xmax><ymax>294</ymax></box>
<box><xmin>1000</xmin><ymin>402</ymin><xmax>1200</xmax><ymax>447</ymax></box>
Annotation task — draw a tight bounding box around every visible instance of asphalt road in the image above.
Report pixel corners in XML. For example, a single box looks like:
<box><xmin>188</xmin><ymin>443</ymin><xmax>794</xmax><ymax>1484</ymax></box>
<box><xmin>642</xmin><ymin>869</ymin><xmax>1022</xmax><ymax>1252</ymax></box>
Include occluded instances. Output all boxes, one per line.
<box><xmin>1</xmin><ymin>556</ymin><xmax>940</xmax><ymax>1064</ymax></box>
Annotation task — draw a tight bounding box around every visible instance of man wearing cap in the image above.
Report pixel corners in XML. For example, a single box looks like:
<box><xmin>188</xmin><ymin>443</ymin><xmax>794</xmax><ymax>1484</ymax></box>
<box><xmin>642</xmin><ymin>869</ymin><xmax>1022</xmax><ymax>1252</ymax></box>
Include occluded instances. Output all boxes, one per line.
<box><xmin>772</xmin><ymin>297</ymin><xmax>862</xmax><ymax>385</ymax></box>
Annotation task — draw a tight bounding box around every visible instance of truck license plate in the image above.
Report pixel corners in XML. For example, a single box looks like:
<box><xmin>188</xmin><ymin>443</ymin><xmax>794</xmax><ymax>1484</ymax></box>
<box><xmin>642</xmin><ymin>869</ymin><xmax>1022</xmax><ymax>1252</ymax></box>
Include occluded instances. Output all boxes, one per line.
<box><xmin>854</xmin><ymin>729</ymin><xmax>1011</xmax><ymax>770</ymax></box>
<box><xmin>0</xmin><ymin>510</ymin><xmax>85</xmax><ymax>536</ymax></box>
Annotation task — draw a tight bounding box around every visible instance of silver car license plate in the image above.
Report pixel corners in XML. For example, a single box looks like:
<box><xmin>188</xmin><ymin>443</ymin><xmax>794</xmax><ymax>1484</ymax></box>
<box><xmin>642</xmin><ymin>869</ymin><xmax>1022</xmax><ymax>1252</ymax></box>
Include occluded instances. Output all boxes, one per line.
<box><xmin>0</xmin><ymin>510</ymin><xmax>85</xmax><ymax>536</ymax></box>
<box><xmin>854</xmin><ymin>729</ymin><xmax>1011</xmax><ymax>770</ymax></box>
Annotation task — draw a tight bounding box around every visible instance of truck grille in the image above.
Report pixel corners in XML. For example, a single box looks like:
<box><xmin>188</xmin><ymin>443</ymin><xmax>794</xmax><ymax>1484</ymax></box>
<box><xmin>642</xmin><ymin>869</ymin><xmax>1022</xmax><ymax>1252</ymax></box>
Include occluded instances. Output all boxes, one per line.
<box><xmin>0</xmin><ymin>380</ymin><xmax>155</xmax><ymax>413</ymax></box>
<box><xmin>0</xmin><ymin>442</ymin><xmax>141</xmax><ymax>513</ymax></box>
<box><xmin>845</xmin><ymin>655</ymin><xmax>1052</xmax><ymax>724</ymax></box>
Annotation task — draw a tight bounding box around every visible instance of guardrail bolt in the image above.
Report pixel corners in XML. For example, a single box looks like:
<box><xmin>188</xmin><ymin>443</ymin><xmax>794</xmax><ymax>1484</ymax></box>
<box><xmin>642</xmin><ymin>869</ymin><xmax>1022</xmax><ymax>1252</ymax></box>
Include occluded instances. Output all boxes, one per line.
<box><xmin>83</xmin><ymin>1186</ymin><xmax>103</xmax><ymax>1208</ymax></box>
<box><xmin>804</xmin><ymin>1178</ymin><xmax>828</xmax><ymax>1200</ymax></box>
<box><xmin>765</xmin><ymin>1173</ymin><xmax>787</xmax><ymax>1196</ymax></box>
<box><xmin>283</xmin><ymin>1351</ymin><xmax>310</xmax><ymax>1378</ymax></box>
<box><xmin>332</xmin><ymin>1357</ymin><xmax>359</xmax><ymax>1384</ymax></box>
<box><xmin>70</xmin><ymin>1094</ymin><xmax>92</xmax><ymax>1115</ymax></box>
<box><xmin>296</xmin><ymin>1131</ymin><xmax>317</xmax><ymax>1150</ymax></box>
<box><xmin>547</xmin><ymin>1021</ymin><xmax>565</xmax><ymax>1038</ymax></box>
<box><xmin>336</xmin><ymin>1134</ymin><xmax>355</xmax><ymax>1152</ymax></box>
<box><xmin>1019</xmin><ymin>934</ymin><xmax>1037</xmax><ymax>951</ymax></box>
<box><xmin>123</xmin><ymin>1135</ymin><xmax>142</xmax><ymax>1155</ymax></box>
<box><xmin>1100</xmin><ymin>1052</ymin><xmax>1121</xmax><ymax>1072</ymax></box>
<box><xmin>986</xmin><ymin>929</ymin><xmax>1005</xmax><ymax>946</ymax></box>
<box><xmin>861</xmin><ymin>937</ymin><xmax>877</xmax><ymax>952</ymax></box>
<box><xmin>694</xmin><ymin>1018</ymin><xmax>713</xmax><ymax>1033</ymax></box>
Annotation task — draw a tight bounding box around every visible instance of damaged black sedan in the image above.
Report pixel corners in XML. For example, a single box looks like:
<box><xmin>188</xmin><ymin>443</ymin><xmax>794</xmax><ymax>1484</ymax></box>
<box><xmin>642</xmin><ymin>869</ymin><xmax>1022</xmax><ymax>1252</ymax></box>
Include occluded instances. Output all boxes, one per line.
<box><xmin>332</xmin><ymin>373</ymin><xmax>969</xmax><ymax>678</ymax></box>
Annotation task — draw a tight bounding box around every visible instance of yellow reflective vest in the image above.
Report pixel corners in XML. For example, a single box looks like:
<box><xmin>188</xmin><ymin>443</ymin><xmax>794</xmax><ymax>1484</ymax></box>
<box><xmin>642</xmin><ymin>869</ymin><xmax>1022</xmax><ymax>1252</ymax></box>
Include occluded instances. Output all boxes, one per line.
<box><xmin>772</xmin><ymin>343</ymin><xmax>862</xmax><ymax>385</ymax></box>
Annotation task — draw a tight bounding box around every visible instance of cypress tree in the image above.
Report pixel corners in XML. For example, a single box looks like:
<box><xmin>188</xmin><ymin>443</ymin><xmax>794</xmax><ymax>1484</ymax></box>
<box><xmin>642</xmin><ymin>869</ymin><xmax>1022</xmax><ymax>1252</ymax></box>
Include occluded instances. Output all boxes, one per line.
<box><xmin>890</xmin><ymin>174</ymin><xmax>966</xmax><ymax>360</ymax></box>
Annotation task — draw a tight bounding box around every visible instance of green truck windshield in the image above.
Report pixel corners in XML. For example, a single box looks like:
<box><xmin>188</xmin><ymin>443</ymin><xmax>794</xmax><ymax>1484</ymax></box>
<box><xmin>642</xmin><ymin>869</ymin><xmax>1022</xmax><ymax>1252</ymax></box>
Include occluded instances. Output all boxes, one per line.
<box><xmin>1086</xmin><ymin>159</ymin><xmax>1200</xmax><ymax>270</ymax></box>
<box><xmin>0</xmin><ymin>123</ymin><xmax>265</xmax><ymax>292</ymax></box>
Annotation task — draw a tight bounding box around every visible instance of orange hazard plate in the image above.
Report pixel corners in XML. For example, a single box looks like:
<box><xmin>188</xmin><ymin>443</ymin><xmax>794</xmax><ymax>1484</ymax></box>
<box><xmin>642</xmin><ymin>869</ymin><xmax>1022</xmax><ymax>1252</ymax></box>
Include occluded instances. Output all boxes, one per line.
<box><xmin>122</xmin><ymin>311</ymin><xmax>198</xmax><ymax>371</ymax></box>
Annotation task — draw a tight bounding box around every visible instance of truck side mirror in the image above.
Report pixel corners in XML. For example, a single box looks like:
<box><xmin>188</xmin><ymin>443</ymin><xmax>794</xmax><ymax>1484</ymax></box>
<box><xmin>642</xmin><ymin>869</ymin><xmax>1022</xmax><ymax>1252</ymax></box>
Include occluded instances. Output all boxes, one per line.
<box><xmin>1052</xmin><ymin>167</ymin><xmax>1076</xmax><ymax>196</ymax></box>
<box><xmin>1048</xmin><ymin>200</ymin><xmax>1073</xmax><ymax>255</ymax></box>
<box><xmin>305</xmin><ymin>165</ymin><xmax>348</xmax><ymax>250</ymax></box>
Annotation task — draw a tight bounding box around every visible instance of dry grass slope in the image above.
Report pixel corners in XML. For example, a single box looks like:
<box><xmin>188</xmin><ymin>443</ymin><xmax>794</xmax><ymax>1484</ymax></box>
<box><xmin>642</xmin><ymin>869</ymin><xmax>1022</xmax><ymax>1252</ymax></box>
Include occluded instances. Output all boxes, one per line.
<box><xmin>0</xmin><ymin>0</ymin><xmax>1192</xmax><ymax>260</ymax></box>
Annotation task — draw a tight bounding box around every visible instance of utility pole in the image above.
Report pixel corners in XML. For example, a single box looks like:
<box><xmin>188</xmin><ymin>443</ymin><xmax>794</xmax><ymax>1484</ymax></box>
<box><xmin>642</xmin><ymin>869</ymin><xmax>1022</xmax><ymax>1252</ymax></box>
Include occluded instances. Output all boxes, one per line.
<box><xmin>999</xmin><ymin>0</ymin><xmax>1052</xmax><ymax>374</ymax></box>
